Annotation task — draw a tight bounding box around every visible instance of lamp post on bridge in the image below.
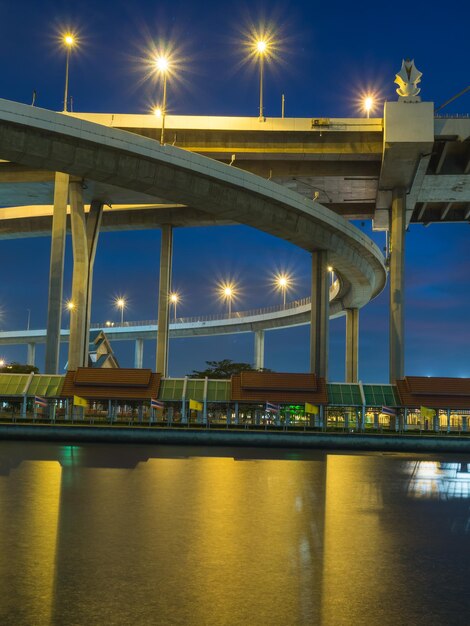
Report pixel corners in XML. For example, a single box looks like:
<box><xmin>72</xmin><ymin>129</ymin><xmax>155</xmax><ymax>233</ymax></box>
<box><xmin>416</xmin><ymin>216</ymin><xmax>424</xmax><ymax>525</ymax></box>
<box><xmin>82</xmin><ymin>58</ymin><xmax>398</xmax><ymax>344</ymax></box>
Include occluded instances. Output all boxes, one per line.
<box><xmin>170</xmin><ymin>292</ymin><xmax>179</xmax><ymax>322</ymax></box>
<box><xmin>155</xmin><ymin>55</ymin><xmax>170</xmax><ymax>145</ymax></box>
<box><xmin>62</xmin><ymin>33</ymin><xmax>76</xmax><ymax>112</ymax></box>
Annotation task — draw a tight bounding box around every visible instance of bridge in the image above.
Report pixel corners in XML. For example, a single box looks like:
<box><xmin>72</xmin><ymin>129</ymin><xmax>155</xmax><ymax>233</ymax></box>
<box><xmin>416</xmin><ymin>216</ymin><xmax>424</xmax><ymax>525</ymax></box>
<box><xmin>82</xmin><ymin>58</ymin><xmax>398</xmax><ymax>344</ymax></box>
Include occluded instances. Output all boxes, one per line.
<box><xmin>0</xmin><ymin>292</ymin><xmax>339</xmax><ymax>370</ymax></box>
<box><xmin>0</xmin><ymin>64</ymin><xmax>469</xmax><ymax>382</ymax></box>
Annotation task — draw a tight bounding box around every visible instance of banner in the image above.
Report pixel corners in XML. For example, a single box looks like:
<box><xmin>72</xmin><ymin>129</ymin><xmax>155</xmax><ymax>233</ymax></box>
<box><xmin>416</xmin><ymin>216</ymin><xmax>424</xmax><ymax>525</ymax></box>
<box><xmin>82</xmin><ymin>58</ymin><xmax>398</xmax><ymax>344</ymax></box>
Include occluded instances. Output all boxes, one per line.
<box><xmin>151</xmin><ymin>399</ymin><xmax>164</xmax><ymax>410</ymax></box>
<box><xmin>305</xmin><ymin>402</ymin><xmax>319</xmax><ymax>414</ymax></box>
<box><xmin>189</xmin><ymin>399</ymin><xmax>203</xmax><ymax>412</ymax></box>
<box><xmin>381</xmin><ymin>406</ymin><xmax>397</xmax><ymax>416</ymax></box>
<box><xmin>73</xmin><ymin>395</ymin><xmax>88</xmax><ymax>408</ymax></box>
<box><xmin>266</xmin><ymin>402</ymin><xmax>280</xmax><ymax>413</ymax></box>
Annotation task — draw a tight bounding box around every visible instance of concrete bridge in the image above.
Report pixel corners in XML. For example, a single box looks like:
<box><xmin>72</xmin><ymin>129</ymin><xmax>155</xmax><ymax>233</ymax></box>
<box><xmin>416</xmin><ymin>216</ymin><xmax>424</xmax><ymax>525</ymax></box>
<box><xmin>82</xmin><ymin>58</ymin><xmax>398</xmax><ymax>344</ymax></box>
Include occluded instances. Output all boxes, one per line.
<box><xmin>0</xmin><ymin>85</ymin><xmax>469</xmax><ymax>382</ymax></box>
<box><xmin>0</xmin><ymin>292</ymin><xmax>341</xmax><ymax>370</ymax></box>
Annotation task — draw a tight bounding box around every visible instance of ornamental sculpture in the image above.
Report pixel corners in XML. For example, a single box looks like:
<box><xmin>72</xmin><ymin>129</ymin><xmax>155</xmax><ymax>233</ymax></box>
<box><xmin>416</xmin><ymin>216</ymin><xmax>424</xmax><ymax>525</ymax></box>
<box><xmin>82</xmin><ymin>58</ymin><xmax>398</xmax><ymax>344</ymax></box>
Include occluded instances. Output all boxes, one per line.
<box><xmin>395</xmin><ymin>59</ymin><xmax>422</xmax><ymax>102</ymax></box>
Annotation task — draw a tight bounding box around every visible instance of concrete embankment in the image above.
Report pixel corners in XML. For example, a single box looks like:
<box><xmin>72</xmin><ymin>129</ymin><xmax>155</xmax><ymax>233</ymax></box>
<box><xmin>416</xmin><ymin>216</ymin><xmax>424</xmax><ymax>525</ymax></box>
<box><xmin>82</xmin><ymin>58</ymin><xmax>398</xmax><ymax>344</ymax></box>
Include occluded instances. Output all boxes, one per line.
<box><xmin>1</xmin><ymin>424</ymin><xmax>470</xmax><ymax>453</ymax></box>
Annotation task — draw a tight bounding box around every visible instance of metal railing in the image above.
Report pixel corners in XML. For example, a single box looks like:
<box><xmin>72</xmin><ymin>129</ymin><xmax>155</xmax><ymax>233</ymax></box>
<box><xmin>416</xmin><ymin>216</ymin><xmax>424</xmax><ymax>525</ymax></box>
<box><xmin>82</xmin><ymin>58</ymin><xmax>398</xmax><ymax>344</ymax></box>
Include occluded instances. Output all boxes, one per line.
<box><xmin>90</xmin><ymin>295</ymin><xmax>313</xmax><ymax>329</ymax></box>
<box><xmin>89</xmin><ymin>279</ymin><xmax>340</xmax><ymax>330</ymax></box>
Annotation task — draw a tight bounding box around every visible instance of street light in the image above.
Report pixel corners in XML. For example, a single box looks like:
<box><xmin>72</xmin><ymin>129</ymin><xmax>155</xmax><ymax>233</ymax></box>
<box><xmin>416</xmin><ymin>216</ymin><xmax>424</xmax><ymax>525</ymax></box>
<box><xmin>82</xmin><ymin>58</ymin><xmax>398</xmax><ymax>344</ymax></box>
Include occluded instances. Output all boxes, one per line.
<box><xmin>275</xmin><ymin>273</ymin><xmax>291</xmax><ymax>308</ymax></box>
<box><xmin>219</xmin><ymin>282</ymin><xmax>236</xmax><ymax>317</ymax></box>
<box><xmin>0</xmin><ymin>359</ymin><xmax>5</xmax><ymax>368</ymax></box>
<box><xmin>115</xmin><ymin>297</ymin><xmax>126</xmax><ymax>324</ymax></box>
<box><xmin>169</xmin><ymin>292</ymin><xmax>179</xmax><ymax>321</ymax></box>
<box><xmin>62</xmin><ymin>33</ymin><xmax>76</xmax><ymax>112</ymax></box>
<box><xmin>155</xmin><ymin>55</ymin><xmax>170</xmax><ymax>145</ymax></box>
<box><xmin>255</xmin><ymin>39</ymin><xmax>269</xmax><ymax>120</ymax></box>
<box><xmin>363</xmin><ymin>95</ymin><xmax>374</xmax><ymax>118</ymax></box>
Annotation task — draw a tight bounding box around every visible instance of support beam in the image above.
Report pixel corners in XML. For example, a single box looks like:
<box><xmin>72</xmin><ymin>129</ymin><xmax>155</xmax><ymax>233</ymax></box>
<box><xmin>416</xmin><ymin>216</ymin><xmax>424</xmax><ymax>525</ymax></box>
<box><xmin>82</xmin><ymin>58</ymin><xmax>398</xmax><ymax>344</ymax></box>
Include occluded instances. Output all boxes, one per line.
<box><xmin>416</xmin><ymin>202</ymin><xmax>428</xmax><ymax>221</ymax></box>
<box><xmin>156</xmin><ymin>225</ymin><xmax>173</xmax><ymax>376</ymax></box>
<box><xmin>310</xmin><ymin>250</ymin><xmax>329</xmax><ymax>377</ymax></box>
<box><xmin>68</xmin><ymin>184</ymin><xmax>103</xmax><ymax>370</ymax></box>
<box><xmin>27</xmin><ymin>343</ymin><xmax>36</xmax><ymax>367</ymax></box>
<box><xmin>345</xmin><ymin>308</ymin><xmax>359</xmax><ymax>383</ymax></box>
<box><xmin>44</xmin><ymin>172</ymin><xmax>69</xmax><ymax>374</ymax></box>
<box><xmin>435</xmin><ymin>142</ymin><xmax>449</xmax><ymax>174</ymax></box>
<box><xmin>440</xmin><ymin>202</ymin><xmax>452</xmax><ymax>220</ymax></box>
<box><xmin>389</xmin><ymin>189</ymin><xmax>406</xmax><ymax>383</ymax></box>
<box><xmin>254</xmin><ymin>329</ymin><xmax>265</xmax><ymax>370</ymax></box>
<box><xmin>134</xmin><ymin>338</ymin><xmax>144</xmax><ymax>368</ymax></box>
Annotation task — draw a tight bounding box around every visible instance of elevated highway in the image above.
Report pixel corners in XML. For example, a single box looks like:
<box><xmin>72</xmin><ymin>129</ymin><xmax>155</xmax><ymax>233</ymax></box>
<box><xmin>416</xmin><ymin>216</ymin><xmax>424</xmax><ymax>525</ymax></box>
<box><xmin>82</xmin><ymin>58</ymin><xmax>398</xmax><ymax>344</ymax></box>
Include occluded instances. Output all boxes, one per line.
<box><xmin>0</xmin><ymin>293</ymin><xmax>336</xmax><ymax>370</ymax></box>
<box><xmin>1</xmin><ymin>82</ymin><xmax>468</xmax><ymax>382</ymax></box>
<box><xmin>0</xmin><ymin>98</ymin><xmax>385</xmax><ymax>381</ymax></box>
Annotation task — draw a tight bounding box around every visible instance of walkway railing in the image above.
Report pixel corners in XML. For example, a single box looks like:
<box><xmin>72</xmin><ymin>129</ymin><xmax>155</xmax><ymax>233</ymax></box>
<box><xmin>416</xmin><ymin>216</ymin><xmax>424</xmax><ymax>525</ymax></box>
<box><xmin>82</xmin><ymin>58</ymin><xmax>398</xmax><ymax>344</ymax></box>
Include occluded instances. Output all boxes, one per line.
<box><xmin>90</xmin><ymin>295</ymin><xmax>313</xmax><ymax>329</ymax></box>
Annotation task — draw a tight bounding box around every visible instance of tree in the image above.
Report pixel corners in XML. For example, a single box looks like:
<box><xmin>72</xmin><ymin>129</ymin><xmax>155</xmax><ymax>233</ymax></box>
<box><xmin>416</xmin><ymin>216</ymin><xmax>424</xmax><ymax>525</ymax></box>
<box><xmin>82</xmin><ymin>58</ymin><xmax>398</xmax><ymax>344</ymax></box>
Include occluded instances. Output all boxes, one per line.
<box><xmin>189</xmin><ymin>359</ymin><xmax>271</xmax><ymax>379</ymax></box>
<box><xmin>0</xmin><ymin>362</ymin><xmax>39</xmax><ymax>374</ymax></box>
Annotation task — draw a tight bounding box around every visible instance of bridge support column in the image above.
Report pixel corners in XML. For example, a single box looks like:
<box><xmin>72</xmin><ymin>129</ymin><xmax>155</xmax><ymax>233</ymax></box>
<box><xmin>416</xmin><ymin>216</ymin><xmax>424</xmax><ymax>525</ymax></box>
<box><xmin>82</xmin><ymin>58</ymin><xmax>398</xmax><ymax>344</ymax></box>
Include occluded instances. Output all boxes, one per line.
<box><xmin>254</xmin><ymin>330</ymin><xmax>265</xmax><ymax>370</ymax></box>
<box><xmin>45</xmin><ymin>172</ymin><xmax>69</xmax><ymax>374</ymax></box>
<box><xmin>134</xmin><ymin>338</ymin><xmax>144</xmax><ymax>368</ymax></box>
<box><xmin>389</xmin><ymin>188</ymin><xmax>406</xmax><ymax>383</ymax></box>
<box><xmin>345</xmin><ymin>308</ymin><xmax>359</xmax><ymax>383</ymax></box>
<box><xmin>310</xmin><ymin>250</ymin><xmax>329</xmax><ymax>378</ymax></box>
<box><xmin>68</xmin><ymin>185</ymin><xmax>103</xmax><ymax>371</ymax></box>
<box><xmin>156</xmin><ymin>225</ymin><xmax>173</xmax><ymax>376</ymax></box>
<box><xmin>27</xmin><ymin>343</ymin><xmax>36</xmax><ymax>367</ymax></box>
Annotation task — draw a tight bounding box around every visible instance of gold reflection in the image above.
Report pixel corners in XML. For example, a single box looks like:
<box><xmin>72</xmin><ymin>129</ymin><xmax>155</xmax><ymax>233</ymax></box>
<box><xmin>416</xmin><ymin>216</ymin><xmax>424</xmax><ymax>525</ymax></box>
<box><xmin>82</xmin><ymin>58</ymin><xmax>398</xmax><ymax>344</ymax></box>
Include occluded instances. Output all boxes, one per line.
<box><xmin>321</xmin><ymin>455</ymin><xmax>387</xmax><ymax>624</ymax></box>
<box><xmin>0</xmin><ymin>461</ymin><xmax>61</xmax><ymax>625</ymax></box>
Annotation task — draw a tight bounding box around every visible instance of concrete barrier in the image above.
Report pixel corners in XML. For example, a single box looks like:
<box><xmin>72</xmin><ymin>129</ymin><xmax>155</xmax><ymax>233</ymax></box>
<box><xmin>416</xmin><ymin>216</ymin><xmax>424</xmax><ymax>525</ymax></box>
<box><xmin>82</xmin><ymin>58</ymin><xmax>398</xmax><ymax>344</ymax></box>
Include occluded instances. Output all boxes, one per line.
<box><xmin>1</xmin><ymin>424</ymin><xmax>470</xmax><ymax>453</ymax></box>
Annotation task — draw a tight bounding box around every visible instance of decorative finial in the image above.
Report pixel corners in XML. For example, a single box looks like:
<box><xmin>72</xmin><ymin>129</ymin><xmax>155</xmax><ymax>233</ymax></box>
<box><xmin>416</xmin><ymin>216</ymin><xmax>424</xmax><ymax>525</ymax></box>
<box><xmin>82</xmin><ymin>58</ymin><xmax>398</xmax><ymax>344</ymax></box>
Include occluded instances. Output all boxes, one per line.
<box><xmin>394</xmin><ymin>59</ymin><xmax>422</xmax><ymax>102</ymax></box>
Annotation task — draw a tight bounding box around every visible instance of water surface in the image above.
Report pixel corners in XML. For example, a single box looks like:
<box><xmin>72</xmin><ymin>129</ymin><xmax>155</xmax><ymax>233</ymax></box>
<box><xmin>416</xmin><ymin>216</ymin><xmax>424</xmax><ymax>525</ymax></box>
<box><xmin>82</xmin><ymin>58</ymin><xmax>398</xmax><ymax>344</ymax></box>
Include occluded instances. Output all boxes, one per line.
<box><xmin>0</xmin><ymin>442</ymin><xmax>469</xmax><ymax>625</ymax></box>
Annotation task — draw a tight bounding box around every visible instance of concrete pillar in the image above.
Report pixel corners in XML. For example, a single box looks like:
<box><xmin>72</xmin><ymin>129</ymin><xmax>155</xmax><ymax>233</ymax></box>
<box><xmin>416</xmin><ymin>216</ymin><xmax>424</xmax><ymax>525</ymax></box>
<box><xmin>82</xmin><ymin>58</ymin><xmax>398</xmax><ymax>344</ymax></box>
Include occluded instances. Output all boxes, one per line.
<box><xmin>310</xmin><ymin>250</ymin><xmax>329</xmax><ymax>377</ymax></box>
<box><xmin>68</xmin><ymin>185</ymin><xmax>103</xmax><ymax>371</ymax></box>
<box><xmin>44</xmin><ymin>172</ymin><xmax>69</xmax><ymax>374</ymax></box>
<box><xmin>27</xmin><ymin>343</ymin><xmax>36</xmax><ymax>367</ymax></box>
<box><xmin>254</xmin><ymin>329</ymin><xmax>265</xmax><ymax>369</ymax></box>
<box><xmin>156</xmin><ymin>225</ymin><xmax>173</xmax><ymax>376</ymax></box>
<box><xmin>345</xmin><ymin>308</ymin><xmax>359</xmax><ymax>382</ymax></box>
<box><xmin>389</xmin><ymin>188</ymin><xmax>406</xmax><ymax>383</ymax></box>
<box><xmin>134</xmin><ymin>338</ymin><xmax>144</xmax><ymax>368</ymax></box>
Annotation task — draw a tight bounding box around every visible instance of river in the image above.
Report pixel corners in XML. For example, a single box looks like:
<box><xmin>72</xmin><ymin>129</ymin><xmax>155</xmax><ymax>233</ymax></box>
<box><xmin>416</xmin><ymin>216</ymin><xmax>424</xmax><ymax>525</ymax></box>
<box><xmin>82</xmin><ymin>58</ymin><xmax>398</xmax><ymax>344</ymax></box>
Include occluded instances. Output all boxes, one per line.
<box><xmin>0</xmin><ymin>441</ymin><xmax>469</xmax><ymax>625</ymax></box>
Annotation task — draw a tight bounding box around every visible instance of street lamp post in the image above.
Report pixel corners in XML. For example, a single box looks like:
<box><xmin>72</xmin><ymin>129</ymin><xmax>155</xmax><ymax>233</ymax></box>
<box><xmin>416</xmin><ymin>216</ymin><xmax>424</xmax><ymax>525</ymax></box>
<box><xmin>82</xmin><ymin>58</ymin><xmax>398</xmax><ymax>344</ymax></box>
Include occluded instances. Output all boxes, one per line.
<box><xmin>63</xmin><ymin>34</ymin><xmax>75</xmax><ymax>112</ymax></box>
<box><xmin>170</xmin><ymin>293</ymin><xmax>179</xmax><ymax>321</ymax></box>
<box><xmin>256</xmin><ymin>40</ymin><xmax>267</xmax><ymax>119</ymax></box>
<box><xmin>364</xmin><ymin>96</ymin><xmax>374</xmax><ymax>118</ymax></box>
<box><xmin>155</xmin><ymin>56</ymin><xmax>169</xmax><ymax>145</ymax></box>
<box><xmin>275</xmin><ymin>274</ymin><xmax>290</xmax><ymax>309</ymax></box>
<box><xmin>26</xmin><ymin>309</ymin><xmax>31</xmax><ymax>331</ymax></box>
<box><xmin>66</xmin><ymin>300</ymin><xmax>75</xmax><ymax>329</ymax></box>
<box><xmin>115</xmin><ymin>298</ymin><xmax>126</xmax><ymax>324</ymax></box>
<box><xmin>224</xmin><ymin>287</ymin><xmax>233</xmax><ymax>317</ymax></box>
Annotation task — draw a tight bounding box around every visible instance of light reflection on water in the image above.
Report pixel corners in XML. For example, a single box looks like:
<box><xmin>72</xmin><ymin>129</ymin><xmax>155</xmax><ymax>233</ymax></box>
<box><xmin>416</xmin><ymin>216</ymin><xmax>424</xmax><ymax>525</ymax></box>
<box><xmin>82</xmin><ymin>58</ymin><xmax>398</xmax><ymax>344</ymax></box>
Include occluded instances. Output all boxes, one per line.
<box><xmin>0</xmin><ymin>442</ymin><xmax>469</xmax><ymax>626</ymax></box>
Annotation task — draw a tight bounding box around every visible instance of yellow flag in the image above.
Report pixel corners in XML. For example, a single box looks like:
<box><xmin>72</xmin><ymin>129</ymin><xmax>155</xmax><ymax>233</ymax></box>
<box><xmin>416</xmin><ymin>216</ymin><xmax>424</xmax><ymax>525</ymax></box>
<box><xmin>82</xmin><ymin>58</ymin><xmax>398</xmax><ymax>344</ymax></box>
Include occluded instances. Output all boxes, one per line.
<box><xmin>305</xmin><ymin>402</ymin><xmax>319</xmax><ymax>414</ymax></box>
<box><xmin>74</xmin><ymin>395</ymin><xmax>88</xmax><ymax>408</ymax></box>
<box><xmin>420</xmin><ymin>406</ymin><xmax>435</xmax><ymax>419</ymax></box>
<box><xmin>189</xmin><ymin>399</ymin><xmax>203</xmax><ymax>412</ymax></box>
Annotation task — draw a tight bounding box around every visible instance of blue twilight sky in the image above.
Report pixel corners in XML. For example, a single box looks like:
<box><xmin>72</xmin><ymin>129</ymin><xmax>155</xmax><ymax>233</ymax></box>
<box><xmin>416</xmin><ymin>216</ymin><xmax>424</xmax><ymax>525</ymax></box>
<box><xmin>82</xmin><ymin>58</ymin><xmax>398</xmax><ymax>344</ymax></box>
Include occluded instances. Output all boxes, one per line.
<box><xmin>0</xmin><ymin>0</ymin><xmax>469</xmax><ymax>381</ymax></box>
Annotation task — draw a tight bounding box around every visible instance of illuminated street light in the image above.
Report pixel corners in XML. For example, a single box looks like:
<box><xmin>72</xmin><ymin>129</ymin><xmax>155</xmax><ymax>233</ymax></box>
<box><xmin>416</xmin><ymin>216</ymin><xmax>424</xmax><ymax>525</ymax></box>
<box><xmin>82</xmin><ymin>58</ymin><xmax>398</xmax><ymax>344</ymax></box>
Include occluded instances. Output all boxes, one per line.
<box><xmin>219</xmin><ymin>282</ymin><xmax>236</xmax><ymax>317</ymax></box>
<box><xmin>155</xmin><ymin>54</ymin><xmax>170</xmax><ymax>144</ymax></box>
<box><xmin>0</xmin><ymin>359</ymin><xmax>5</xmax><ymax>368</ymax></box>
<box><xmin>62</xmin><ymin>32</ymin><xmax>76</xmax><ymax>112</ymax></box>
<box><xmin>115</xmin><ymin>297</ymin><xmax>127</xmax><ymax>324</ymax></box>
<box><xmin>364</xmin><ymin>95</ymin><xmax>374</xmax><ymax>118</ymax></box>
<box><xmin>66</xmin><ymin>300</ymin><xmax>75</xmax><ymax>311</ymax></box>
<box><xmin>154</xmin><ymin>106</ymin><xmax>162</xmax><ymax>117</ymax></box>
<box><xmin>169</xmin><ymin>292</ymin><xmax>179</xmax><ymax>321</ymax></box>
<box><xmin>255</xmin><ymin>38</ymin><xmax>269</xmax><ymax>120</ymax></box>
<box><xmin>275</xmin><ymin>273</ymin><xmax>291</xmax><ymax>309</ymax></box>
